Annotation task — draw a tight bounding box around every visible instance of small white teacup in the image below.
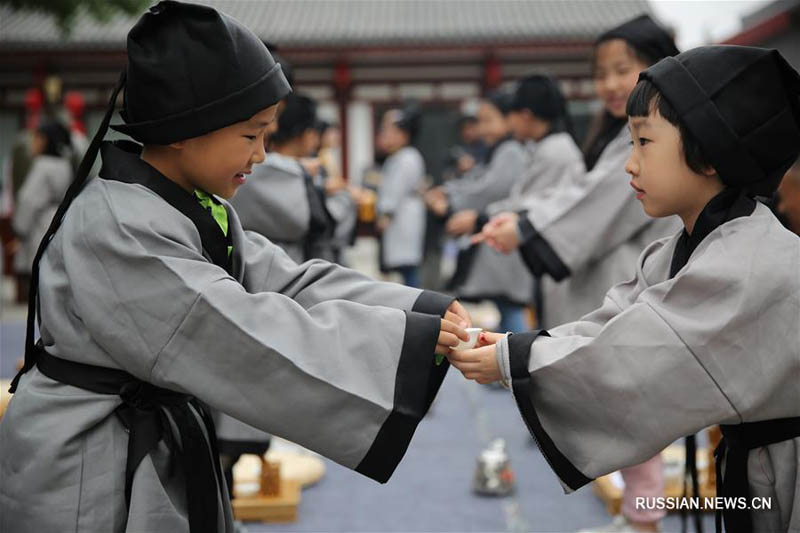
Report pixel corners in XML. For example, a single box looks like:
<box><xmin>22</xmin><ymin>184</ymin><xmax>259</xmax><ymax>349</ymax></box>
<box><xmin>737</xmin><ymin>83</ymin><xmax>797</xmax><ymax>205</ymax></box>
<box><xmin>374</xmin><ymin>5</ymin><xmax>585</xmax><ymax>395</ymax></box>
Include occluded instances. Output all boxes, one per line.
<box><xmin>454</xmin><ymin>327</ymin><xmax>483</xmax><ymax>351</ymax></box>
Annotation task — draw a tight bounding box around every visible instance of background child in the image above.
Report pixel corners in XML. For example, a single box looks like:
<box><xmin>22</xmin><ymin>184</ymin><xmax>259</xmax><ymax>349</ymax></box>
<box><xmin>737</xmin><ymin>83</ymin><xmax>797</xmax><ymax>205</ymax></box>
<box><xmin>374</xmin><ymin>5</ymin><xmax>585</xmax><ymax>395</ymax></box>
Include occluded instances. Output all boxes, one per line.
<box><xmin>231</xmin><ymin>92</ymin><xmax>336</xmax><ymax>263</ymax></box>
<box><xmin>376</xmin><ymin>104</ymin><xmax>427</xmax><ymax>287</ymax></box>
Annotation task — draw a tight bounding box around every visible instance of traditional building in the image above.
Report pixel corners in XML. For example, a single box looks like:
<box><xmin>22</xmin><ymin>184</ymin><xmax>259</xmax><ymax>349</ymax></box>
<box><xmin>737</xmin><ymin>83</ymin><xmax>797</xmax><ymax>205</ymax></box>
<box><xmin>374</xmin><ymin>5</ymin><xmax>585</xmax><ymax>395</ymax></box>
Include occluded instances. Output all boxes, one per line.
<box><xmin>0</xmin><ymin>0</ymin><xmax>654</xmax><ymax>185</ymax></box>
<box><xmin>721</xmin><ymin>0</ymin><xmax>800</xmax><ymax>70</ymax></box>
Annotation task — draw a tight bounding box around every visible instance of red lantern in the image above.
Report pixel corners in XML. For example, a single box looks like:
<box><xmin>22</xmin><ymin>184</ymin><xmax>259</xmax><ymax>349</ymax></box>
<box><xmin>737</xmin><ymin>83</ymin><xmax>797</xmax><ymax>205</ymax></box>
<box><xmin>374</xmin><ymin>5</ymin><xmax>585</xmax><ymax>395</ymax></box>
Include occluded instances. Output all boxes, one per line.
<box><xmin>334</xmin><ymin>61</ymin><xmax>351</xmax><ymax>94</ymax></box>
<box><xmin>64</xmin><ymin>91</ymin><xmax>87</xmax><ymax>135</ymax></box>
<box><xmin>484</xmin><ymin>56</ymin><xmax>502</xmax><ymax>89</ymax></box>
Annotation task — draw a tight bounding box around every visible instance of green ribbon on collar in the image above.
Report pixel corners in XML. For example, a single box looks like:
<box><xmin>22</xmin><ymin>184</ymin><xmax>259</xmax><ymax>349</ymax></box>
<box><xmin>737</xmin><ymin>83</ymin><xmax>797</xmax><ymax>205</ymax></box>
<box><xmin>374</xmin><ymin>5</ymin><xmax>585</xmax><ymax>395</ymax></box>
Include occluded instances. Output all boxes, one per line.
<box><xmin>194</xmin><ymin>189</ymin><xmax>232</xmax><ymax>258</ymax></box>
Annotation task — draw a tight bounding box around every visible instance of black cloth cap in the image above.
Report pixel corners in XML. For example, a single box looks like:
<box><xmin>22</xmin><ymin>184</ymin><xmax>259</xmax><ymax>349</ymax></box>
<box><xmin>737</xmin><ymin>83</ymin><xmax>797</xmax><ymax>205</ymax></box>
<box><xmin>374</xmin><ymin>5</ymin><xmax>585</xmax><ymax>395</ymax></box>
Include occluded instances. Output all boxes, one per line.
<box><xmin>597</xmin><ymin>14</ymin><xmax>679</xmax><ymax>65</ymax></box>
<box><xmin>640</xmin><ymin>45</ymin><xmax>800</xmax><ymax>196</ymax></box>
<box><xmin>111</xmin><ymin>0</ymin><xmax>291</xmax><ymax>144</ymax></box>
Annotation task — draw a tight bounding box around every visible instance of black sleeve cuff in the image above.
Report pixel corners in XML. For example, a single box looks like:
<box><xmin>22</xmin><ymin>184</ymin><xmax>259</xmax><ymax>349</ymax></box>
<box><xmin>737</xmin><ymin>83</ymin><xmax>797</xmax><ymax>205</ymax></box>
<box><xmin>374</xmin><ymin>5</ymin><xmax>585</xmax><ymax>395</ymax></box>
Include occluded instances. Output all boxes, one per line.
<box><xmin>508</xmin><ymin>329</ymin><xmax>593</xmax><ymax>492</ymax></box>
<box><xmin>516</xmin><ymin>212</ymin><xmax>571</xmax><ymax>281</ymax></box>
<box><xmin>475</xmin><ymin>212</ymin><xmax>489</xmax><ymax>233</ymax></box>
<box><xmin>412</xmin><ymin>290</ymin><xmax>455</xmax><ymax>317</ymax></box>
<box><xmin>355</xmin><ymin>310</ymin><xmax>448</xmax><ymax>483</ymax></box>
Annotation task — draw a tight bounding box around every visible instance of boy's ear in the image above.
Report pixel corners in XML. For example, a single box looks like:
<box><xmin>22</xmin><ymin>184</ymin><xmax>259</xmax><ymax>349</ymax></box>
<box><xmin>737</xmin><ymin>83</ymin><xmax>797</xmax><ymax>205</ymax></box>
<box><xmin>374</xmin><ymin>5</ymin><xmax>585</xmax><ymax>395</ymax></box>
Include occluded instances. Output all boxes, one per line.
<box><xmin>701</xmin><ymin>165</ymin><xmax>719</xmax><ymax>178</ymax></box>
<box><xmin>168</xmin><ymin>140</ymin><xmax>187</xmax><ymax>150</ymax></box>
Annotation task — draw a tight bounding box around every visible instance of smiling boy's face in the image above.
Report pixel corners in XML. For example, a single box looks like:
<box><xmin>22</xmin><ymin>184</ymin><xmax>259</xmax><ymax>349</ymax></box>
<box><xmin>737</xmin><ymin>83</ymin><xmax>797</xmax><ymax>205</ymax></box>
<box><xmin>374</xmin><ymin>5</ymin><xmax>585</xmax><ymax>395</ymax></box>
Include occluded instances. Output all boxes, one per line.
<box><xmin>625</xmin><ymin>109</ymin><xmax>722</xmax><ymax>228</ymax></box>
<box><xmin>172</xmin><ymin>104</ymin><xmax>279</xmax><ymax>199</ymax></box>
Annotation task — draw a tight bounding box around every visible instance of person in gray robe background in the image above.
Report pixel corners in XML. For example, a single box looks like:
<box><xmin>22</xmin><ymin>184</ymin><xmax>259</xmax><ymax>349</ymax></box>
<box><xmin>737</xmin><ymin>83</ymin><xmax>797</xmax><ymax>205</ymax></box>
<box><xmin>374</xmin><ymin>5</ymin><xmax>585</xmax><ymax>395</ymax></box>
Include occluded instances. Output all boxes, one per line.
<box><xmin>451</xmin><ymin>45</ymin><xmax>800</xmax><ymax>533</ymax></box>
<box><xmin>231</xmin><ymin>93</ymin><xmax>336</xmax><ymax>264</ymax></box>
<box><xmin>475</xmin><ymin>16</ymin><xmax>682</xmax><ymax>330</ymax></box>
<box><xmin>443</xmin><ymin>90</ymin><xmax>532</xmax><ymax>332</ymax></box>
<box><xmin>0</xmin><ymin>3</ymin><xmax>472</xmax><ymax>532</ymax></box>
<box><xmin>11</xmin><ymin>118</ymin><xmax>73</xmax><ymax>300</ymax></box>
<box><xmin>376</xmin><ymin>105</ymin><xmax>426</xmax><ymax>288</ymax></box>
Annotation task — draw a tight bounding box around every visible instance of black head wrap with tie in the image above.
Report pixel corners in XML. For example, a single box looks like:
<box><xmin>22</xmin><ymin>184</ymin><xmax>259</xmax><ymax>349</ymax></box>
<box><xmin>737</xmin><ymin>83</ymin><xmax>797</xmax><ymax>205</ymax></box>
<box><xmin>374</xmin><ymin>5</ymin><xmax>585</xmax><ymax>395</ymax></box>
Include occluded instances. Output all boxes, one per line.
<box><xmin>640</xmin><ymin>45</ymin><xmax>800</xmax><ymax>197</ymax></box>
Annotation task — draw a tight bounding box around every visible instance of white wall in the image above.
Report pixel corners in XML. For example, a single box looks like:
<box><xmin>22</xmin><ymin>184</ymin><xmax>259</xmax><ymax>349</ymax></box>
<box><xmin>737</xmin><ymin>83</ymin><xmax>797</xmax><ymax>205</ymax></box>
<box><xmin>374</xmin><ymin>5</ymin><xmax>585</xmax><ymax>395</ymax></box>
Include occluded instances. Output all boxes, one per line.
<box><xmin>346</xmin><ymin>100</ymin><xmax>374</xmax><ymax>185</ymax></box>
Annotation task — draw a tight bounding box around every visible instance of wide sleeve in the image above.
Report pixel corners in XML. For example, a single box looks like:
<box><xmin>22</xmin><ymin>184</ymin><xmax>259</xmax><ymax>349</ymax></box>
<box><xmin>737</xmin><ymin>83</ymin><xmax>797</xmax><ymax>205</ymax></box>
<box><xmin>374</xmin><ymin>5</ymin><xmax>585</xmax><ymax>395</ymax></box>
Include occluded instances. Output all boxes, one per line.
<box><xmin>448</xmin><ymin>142</ymin><xmax>525</xmax><ymax>213</ymax></box>
<box><xmin>497</xmin><ymin>263</ymin><xmax>749</xmax><ymax>493</ymax></box>
<box><xmin>514</xmin><ymin>137</ymin><xmax>651</xmax><ymax>279</ymax></box>
<box><xmin>238</xmin><ymin>229</ymin><xmax>454</xmax><ymax>316</ymax></box>
<box><xmin>67</xmin><ymin>196</ymin><xmax>450</xmax><ymax>484</ymax></box>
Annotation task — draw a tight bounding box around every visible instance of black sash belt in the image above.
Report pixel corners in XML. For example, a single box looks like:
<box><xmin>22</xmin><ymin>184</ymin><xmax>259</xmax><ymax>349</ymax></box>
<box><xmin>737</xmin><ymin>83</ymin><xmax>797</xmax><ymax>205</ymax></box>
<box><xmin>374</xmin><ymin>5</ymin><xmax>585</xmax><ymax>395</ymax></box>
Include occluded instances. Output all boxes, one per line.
<box><xmin>715</xmin><ymin>417</ymin><xmax>800</xmax><ymax>533</ymax></box>
<box><xmin>35</xmin><ymin>343</ymin><xmax>224</xmax><ymax>533</ymax></box>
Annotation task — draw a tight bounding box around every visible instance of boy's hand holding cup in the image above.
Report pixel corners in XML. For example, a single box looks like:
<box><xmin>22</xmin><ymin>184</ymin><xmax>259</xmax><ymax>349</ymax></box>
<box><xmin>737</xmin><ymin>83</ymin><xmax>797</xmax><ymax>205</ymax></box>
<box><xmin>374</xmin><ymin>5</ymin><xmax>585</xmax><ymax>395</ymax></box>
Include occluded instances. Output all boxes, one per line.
<box><xmin>434</xmin><ymin>300</ymin><xmax>476</xmax><ymax>364</ymax></box>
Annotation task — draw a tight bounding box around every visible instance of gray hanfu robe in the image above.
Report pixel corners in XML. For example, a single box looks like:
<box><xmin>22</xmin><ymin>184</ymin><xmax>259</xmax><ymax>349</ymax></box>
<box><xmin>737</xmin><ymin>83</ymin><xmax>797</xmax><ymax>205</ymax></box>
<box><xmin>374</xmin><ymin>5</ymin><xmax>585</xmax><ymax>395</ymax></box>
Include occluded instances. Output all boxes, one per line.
<box><xmin>229</xmin><ymin>152</ymin><xmax>309</xmax><ymax>263</ymax></box>
<box><xmin>446</xmin><ymin>138</ymin><xmax>533</xmax><ymax>306</ymax></box>
<box><xmin>444</xmin><ymin>138</ymin><xmax>526</xmax><ymax>213</ymax></box>
<box><xmin>0</xmin><ymin>141</ymin><xmax>454</xmax><ymax>533</ymax></box>
<box><xmin>325</xmin><ymin>186</ymin><xmax>357</xmax><ymax>263</ymax></box>
<box><xmin>496</xmin><ymin>203</ymin><xmax>800</xmax><ymax>531</ymax></box>
<box><xmin>377</xmin><ymin>146</ymin><xmax>426</xmax><ymax>270</ymax></box>
<box><xmin>514</xmin><ymin>127</ymin><xmax>680</xmax><ymax>327</ymax></box>
<box><xmin>12</xmin><ymin>154</ymin><xmax>72</xmax><ymax>273</ymax></box>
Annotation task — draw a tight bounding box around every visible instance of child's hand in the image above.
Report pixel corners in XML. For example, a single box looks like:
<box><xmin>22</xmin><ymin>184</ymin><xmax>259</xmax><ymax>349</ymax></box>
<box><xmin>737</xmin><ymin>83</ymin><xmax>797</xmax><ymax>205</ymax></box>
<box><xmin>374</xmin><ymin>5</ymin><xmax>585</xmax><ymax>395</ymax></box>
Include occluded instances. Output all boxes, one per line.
<box><xmin>436</xmin><ymin>318</ymin><xmax>469</xmax><ymax>355</ymax></box>
<box><xmin>447</xmin><ymin>344</ymin><xmax>502</xmax><ymax>385</ymax></box>
<box><xmin>477</xmin><ymin>331</ymin><xmax>506</xmax><ymax>348</ymax></box>
<box><xmin>445</xmin><ymin>209</ymin><xmax>478</xmax><ymax>236</ymax></box>
<box><xmin>484</xmin><ymin>212</ymin><xmax>521</xmax><ymax>253</ymax></box>
<box><xmin>446</xmin><ymin>299</ymin><xmax>472</xmax><ymax>328</ymax></box>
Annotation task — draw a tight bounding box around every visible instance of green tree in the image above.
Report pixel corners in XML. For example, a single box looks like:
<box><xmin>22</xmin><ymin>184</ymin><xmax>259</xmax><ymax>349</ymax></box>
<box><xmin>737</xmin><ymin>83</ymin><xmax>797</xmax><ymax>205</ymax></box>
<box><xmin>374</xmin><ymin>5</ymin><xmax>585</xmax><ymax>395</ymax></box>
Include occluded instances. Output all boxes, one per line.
<box><xmin>0</xmin><ymin>0</ymin><xmax>149</xmax><ymax>36</ymax></box>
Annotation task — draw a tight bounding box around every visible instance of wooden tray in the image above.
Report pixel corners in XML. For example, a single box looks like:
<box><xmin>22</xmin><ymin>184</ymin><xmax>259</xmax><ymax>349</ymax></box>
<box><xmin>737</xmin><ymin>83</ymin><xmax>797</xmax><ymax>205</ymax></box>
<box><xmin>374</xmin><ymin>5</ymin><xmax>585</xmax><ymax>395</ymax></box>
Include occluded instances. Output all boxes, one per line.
<box><xmin>232</xmin><ymin>479</ymin><xmax>301</xmax><ymax>523</ymax></box>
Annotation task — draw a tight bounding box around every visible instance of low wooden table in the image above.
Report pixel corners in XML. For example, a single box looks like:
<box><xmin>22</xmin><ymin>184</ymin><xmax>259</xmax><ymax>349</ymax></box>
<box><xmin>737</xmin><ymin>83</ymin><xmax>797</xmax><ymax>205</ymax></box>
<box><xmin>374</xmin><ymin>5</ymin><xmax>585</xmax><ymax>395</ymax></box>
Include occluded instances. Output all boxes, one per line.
<box><xmin>232</xmin><ymin>478</ymin><xmax>301</xmax><ymax>523</ymax></box>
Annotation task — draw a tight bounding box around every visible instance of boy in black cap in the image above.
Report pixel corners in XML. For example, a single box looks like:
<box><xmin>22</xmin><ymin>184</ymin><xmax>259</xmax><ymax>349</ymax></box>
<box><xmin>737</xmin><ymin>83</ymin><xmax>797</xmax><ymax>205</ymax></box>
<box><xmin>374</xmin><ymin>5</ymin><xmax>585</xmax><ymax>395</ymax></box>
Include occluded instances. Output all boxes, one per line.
<box><xmin>449</xmin><ymin>45</ymin><xmax>800</xmax><ymax>533</ymax></box>
<box><xmin>0</xmin><ymin>2</ymin><xmax>471</xmax><ymax>532</ymax></box>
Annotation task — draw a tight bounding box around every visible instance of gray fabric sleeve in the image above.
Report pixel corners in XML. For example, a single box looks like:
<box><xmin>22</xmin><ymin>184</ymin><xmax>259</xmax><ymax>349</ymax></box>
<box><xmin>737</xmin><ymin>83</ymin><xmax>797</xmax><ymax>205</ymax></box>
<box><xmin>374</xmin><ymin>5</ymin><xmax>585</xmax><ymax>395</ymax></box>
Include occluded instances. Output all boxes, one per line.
<box><xmin>12</xmin><ymin>159</ymin><xmax>53</xmax><ymax>237</ymax></box>
<box><xmin>71</xmin><ymin>196</ymin><xmax>447</xmax><ymax>482</ymax></box>
<box><xmin>448</xmin><ymin>141</ymin><xmax>525</xmax><ymax>213</ymax></box>
<box><xmin>495</xmin><ymin>334</ymin><xmax>512</xmax><ymax>389</ymax></box>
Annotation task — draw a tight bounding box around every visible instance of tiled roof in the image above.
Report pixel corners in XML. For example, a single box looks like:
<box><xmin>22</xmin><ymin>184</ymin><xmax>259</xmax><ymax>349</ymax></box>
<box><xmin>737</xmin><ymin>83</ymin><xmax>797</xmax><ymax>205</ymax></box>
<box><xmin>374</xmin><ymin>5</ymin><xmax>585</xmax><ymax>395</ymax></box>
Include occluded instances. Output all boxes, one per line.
<box><xmin>0</xmin><ymin>0</ymin><xmax>653</xmax><ymax>50</ymax></box>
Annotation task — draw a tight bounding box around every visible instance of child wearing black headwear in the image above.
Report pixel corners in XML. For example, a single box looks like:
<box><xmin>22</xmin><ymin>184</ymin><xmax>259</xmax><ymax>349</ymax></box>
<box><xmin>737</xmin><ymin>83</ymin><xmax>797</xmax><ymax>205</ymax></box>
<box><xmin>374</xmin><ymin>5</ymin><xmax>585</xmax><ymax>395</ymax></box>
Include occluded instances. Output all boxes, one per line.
<box><xmin>450</xmin><ymin>45</ymin><xmax>800</xmax><ymax>533</ymax></box>
<box><xmin>11</xmin><ymin>118</ymin><xmax>73</xmax><ymax>300</ymax></box>
<box><xmin>0</xmin><ymin>2</ymin><xmax>472</xmax><ymax>532</ymax></box>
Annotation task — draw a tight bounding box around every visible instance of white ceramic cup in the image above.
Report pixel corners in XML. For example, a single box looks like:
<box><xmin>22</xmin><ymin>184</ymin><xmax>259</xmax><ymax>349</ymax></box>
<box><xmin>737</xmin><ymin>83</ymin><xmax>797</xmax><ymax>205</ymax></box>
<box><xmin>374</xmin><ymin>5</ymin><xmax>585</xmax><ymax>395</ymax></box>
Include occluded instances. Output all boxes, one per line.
<box><xmin>454</xmin><ymin>327</ymin><xmax>483</xmax><ymax>351</ymax></box>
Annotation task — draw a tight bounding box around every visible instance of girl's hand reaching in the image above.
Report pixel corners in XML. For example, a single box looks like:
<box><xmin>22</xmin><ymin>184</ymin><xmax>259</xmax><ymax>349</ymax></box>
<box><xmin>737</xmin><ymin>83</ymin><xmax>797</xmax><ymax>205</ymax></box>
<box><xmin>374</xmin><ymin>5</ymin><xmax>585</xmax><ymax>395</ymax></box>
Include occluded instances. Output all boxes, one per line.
<box><xmin>476</xmin><ymin>331</ymin><xmax>506</xmax><ymax>348</ymax></box>
<box><xmin>447</xmin><ymin>344</ymin><xmax>502</xmax><ymax>385</ymax></box>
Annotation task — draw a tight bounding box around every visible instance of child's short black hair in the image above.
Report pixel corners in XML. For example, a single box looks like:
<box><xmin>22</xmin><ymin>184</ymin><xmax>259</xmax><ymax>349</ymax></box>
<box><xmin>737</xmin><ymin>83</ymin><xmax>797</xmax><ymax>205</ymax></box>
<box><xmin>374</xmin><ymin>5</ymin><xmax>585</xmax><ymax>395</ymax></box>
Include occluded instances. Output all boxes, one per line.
<box><xmin>272</xmin><ymin>93</ymin><xmax>317</xmax><ymax>145</ymax></box>
<box><xmin>36</xmin><ymin>118</ymin><xmax>71</xmax><ymax>158</ymax></box>
<box><xmin>626</xmin><ymin>80</ymin><xmax>712</xmax><ymax>175</ymax></box>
